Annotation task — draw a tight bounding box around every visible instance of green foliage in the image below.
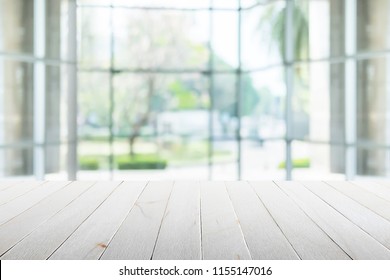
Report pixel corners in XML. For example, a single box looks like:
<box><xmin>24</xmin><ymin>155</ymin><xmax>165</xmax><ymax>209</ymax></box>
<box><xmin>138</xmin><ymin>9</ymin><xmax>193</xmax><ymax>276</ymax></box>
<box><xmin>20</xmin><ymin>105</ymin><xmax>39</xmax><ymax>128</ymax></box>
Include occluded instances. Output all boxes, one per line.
<box><xmin>241</xmin><ymin>74</ymin><xmax>260</xmax><ymax>116</ymax></box>
<box><xmin>278</xmin><ymin>158</ymin><xmax>311</xmax><ymax>169</ymax></box>
<box><xmin>213</xmin><ymin>54</ymin><xmax>260</xmax><ymax>117</ymax></box>
<box><xmin>79</xmin><ymin>157</ymin><xmax>100</xmax><ymax>170</ymax></box>
<box><xmin>259</xmin><ymin>2</ymin><xmax>310</xmax><ymax>116</ymax></box>
<box><xmin>116</xmin><ymin>154</ymin><xmax>167</xmax><ymax>170</ymax></box>
<box><xmin>259</xmin><ymin>3</ymin><xmax>309</xmax><ymax>61</ymax></box>
<box><xmin>169</xmin><ymin>81</ymin><xmax>198</xmax><ymax>109</ymax></box>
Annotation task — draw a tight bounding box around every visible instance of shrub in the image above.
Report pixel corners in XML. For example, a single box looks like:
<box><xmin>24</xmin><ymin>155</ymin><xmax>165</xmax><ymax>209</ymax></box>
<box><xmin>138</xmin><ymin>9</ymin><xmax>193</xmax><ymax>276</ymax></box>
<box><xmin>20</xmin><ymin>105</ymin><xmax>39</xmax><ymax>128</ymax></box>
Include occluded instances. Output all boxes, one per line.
<box><xmin>79</xmin><ymin>157</ymin><xmax>100</xmax><ymax>170</ymax></box>
<box><xmin>116</xmin><ymin>154</ymin><xmax>167</xmax><ymax>170</ymax></box>
<box><xmin>278</xmin><ymin>158</ymin><xmax>310</xmax><ymax>169</ymax></box>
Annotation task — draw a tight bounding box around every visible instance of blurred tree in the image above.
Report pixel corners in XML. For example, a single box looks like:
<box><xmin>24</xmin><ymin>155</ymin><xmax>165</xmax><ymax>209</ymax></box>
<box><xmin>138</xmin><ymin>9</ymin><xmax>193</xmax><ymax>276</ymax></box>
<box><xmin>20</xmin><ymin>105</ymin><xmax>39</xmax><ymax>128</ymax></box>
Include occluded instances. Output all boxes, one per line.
<box><xmin>113</xmin><ymin>12</ymin><xmax>208</xmax><ymax>157</ymax></box>
<box><xmin>80</xmin><ymin>10</ymin><xmax>259</xmax><ymax>156</ymax></box>
<box><xmin>258</xmin><ymin>1</ymin><xmax>310</xmax><ymax>116</ymax></box>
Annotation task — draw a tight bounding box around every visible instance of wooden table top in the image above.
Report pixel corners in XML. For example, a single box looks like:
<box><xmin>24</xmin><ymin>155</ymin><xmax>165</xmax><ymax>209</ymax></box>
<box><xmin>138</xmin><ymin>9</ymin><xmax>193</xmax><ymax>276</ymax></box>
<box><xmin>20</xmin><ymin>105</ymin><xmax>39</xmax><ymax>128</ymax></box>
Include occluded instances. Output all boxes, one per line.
<box><xmin>0</xmin><ymin>181</ymin><xmax>389</xmax><ymax>260</ymax></box>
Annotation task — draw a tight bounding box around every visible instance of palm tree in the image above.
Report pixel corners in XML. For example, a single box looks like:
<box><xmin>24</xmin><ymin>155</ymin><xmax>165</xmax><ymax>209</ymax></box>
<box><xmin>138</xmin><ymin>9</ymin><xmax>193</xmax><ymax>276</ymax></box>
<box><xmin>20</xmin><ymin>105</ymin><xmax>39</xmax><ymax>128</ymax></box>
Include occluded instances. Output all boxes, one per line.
<box><xmin>259</xmin><ymin>1</ymin><xmax>309</xmax><ymax>63</ymax></box>
<box><xmin>258</xmin><ymin>1</ymin><xmax>310</xmax><ymax>132</ymax></box>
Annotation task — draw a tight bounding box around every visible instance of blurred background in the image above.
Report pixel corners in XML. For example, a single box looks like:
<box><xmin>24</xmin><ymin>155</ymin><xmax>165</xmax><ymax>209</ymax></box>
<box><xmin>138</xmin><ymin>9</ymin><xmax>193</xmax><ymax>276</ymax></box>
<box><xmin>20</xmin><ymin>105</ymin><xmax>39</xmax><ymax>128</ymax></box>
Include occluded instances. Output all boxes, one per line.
<box><xmin>1</xmin><ymin>0</ymin><xmax>390</xmax><ymax>181</ymax></box>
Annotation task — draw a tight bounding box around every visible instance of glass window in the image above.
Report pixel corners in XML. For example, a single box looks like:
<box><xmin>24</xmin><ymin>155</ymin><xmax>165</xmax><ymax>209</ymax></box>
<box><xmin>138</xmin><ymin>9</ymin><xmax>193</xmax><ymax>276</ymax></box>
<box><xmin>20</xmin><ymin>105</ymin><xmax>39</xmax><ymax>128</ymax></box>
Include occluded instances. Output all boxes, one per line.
<box><xmin>241</xmin><ymin>1</ymin><xmax>285</xmax><ymax>70</ymax></box>
<box><xmin>357</xmin><ymin>0</ymin><xmax>390</xmax><ymax>53</ymax></box>
<box><xmin>0</xmin><ymin>60</ymin><xmax>34</xmax><ymax>146</ymax></box>
<box><xmin>78</xmin><ymin>7</ymin><xmax>111</xmax><ymax>68</ymax></box>
<box><xmin>292</xmin><ymin>62</ymin><xmax>346</xmax><ymax>144</ymax></box>
<box><xmin>357</xmin><ymin>147</ymin><xmax>390</xmax><ymax>177</ymax></box>
<box><xmin>357</xmin><ymin>56</ymin><xmax>390</xmax><ymax>146</ymax></box>
<box><xmin>212</xmin><ymin>11</ymin><xmax>238</xmax><ymax>70</ymax></box>
<box><xmin>241</xmin><ymin>140</ymin><xmax>286</xmax><ymax>180</ymax></box>
<box><xmin>241</xmin><ymin>69</ymin><xmax>286</xmax><ymax>140</ymax></box>
<box><xmin>0</xmin><ymin>0</ymin><xmax>35</xmax><ymax>55</ymax></box>
<box><xmin>113</xmin><ymin>9</ymin><xmax>210</xmax><ymax>70</ymax></box>
<box><xmin>292</xmin><ymin>141</ymin><xmax>345</xmax><ymax>180</ymax></box>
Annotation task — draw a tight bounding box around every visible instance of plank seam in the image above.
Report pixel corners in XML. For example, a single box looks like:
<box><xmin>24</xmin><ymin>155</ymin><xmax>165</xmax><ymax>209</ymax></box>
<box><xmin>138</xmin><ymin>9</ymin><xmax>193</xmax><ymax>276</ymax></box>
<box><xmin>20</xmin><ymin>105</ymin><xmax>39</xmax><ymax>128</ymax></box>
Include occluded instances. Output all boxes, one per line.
<box><xmin>274</xmin><ymin>181</ymin><xmax>353</xmax><ymax>260</ymax></box>
<box><xmin>0</xmin><ymin>181</ymin><xmax>22</xmax><ymax>192</ymax></box>
<box><xmin>224</xmin><ymin>181</ymin><xmax>253</xmax><ymax>260</ymax></box>
<box><xmin>150</xmin><ymin>182</ymin><xmax>175</xmax><ymax>260</ymax></box>
<box><xmin>324</xmin><ymin>181</ymin><xmax>390</xmax><ymax>222</ymax></box>
<box><xmin>199</xmin><ymin>181</ymin><xmax>204</xmax><ymax>260</ymax></box>
<box><xmin>98</xmin><ymin>181</ymin><xmax>149</xmax><ymax>260</ymax></box>
<box><xmin>46</xmin><ymin>181</ymin><xmax>125</xmax><ymax>260</ymax></box>
<box><xmin>0</xmin><ymin>181</ymin><xmax>47</xmax><ymax>207</ymax></box>
<box><xmin>0</xmin><ymin>181</ymin><xmax>73</xmax><ymax>227</ymax></box>
<box><xmin>301</xmin><ymin>181</ymin><xmax>390</xmax><ymax>251</ymax></box>
<box><xmin>248</xmin><ymin>181</ymin><xmax>302</xmax><ymax>260</ymax></box>
<box><xmin>349</xmin><ymin>181</ymin><xmax>390</xmax><ymax>203</ymax></box>
<box><xmin>0</xmin><ymin>181</ymin><xmax>97</xmax><ymax>258</ymax></box>
<box><xmin>375</xmin><ymin>181</ymin><xmax>390</xmax><ymax>189</ymax></box>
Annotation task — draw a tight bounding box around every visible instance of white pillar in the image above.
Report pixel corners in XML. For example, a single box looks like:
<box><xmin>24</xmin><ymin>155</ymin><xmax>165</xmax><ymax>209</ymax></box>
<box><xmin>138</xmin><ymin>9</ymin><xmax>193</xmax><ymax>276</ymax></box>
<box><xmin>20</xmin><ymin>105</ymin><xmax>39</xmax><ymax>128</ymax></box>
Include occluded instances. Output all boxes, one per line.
<box><xmin>285</xmin><ymin>0</ymin><xmax>294</xmax><ymax>180</ymax></box>
<box><xmin>33</xmin><ymin>0</ymin><xmax>46</xmax><ymax>180</ymax></box>
<box><xmin>67</xmin><ymin>0</ymin><xmax>78</xmax><ymax>180</ymax></box>
<box><xmin>344</xmin><ymin>0</ymin><xmax>357</xmax><ymax>179</ymax></box>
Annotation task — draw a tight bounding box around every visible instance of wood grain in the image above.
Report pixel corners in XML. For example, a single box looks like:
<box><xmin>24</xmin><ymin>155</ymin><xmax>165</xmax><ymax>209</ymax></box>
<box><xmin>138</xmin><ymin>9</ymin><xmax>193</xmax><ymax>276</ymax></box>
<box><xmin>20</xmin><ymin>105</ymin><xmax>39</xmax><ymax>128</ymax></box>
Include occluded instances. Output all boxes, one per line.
<box><xmin>0</xmin><ymin>181</ymin><xmax>44</xmax><ymax>205</ymax></box>
<box><xmin>1</xmin><ymin>182</ymin><xmax>121</xmax><ymax>260</ymax></box>
<box><xmin>100</xmin><ymin>181</ymin><xmax>173</xmax><ymax>260</ymax></box>
<box><xmin>277</xmin><ymin>181</ymin><xmax>390</xmax><ymax>259</ymax></box>
<box><xmin>200</xmin><ymin>181</ymin><xmax>251</xmax><ymax>260</ymax></box>
<box><xmin>0</xmin><ymin>181</ymin><xmax>95</xmax><ymax>257</ymax></box>
<box><xmin>152</xmin><ymin>181</ymin><xmax>201</xmax><ymax>260</ymax></box>
<box><xmin>326</xmin><ymin>181</ymin><xmax>390</xmax><ymax>222</ymax></box>
<box><xmin>226</xmin><ymin>181</ymin><xmax>299</xmax><ymax>259</ymax></box>
<box><xmin>250</xmin><ymin>181</ymin><xmax>350</xmax><ymax>260</ymax></box>
<box><xmin>49</xmin><ymin>181</ymin><xmax>146</xmax><ymax>260</ymax></box>
<box><xmin>0</xmin><ymin>180</ymin><xmax>389</xmax><ymax>260</ymax></box>
<box><xmin>0</xmin><ymin>181</ymin><xmax>70</xmax><ymax>226</ymax></box>
<box><xmin>350</xmin><ymin>181</ymin><xmax>390</xmax><ymax>202</ymax></box>
<box><xmin>302</xmin><ymin>181</ymin><xmax>390</xmax><ymax>250</ymax></box>
<box><xmin>0</xmin><ymin>181</ymin><xmax>19</xmax><ymax>192</ymax></box>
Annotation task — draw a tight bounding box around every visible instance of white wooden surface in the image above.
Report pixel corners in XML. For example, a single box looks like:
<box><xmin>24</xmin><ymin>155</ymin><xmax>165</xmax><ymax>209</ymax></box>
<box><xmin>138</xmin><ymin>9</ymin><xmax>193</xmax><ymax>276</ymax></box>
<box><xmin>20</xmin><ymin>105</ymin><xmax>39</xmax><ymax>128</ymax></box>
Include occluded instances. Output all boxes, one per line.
<box><xmin>301</xmin><ymin>181</ymin><xmax>390</xmax><ymax>250</ymax></box>
<box><xmin>226</xmin><ymin>181</ymin><xmax>299</xmax><ymax>260</ymax></box>
<box><xmin>0</xmin><ymin>181</ymin><xmax>44</xmax><ymax>205</ymax></box>
<box><xmin>350</xmin><ymin>181</ymin><xmax>390</xmax><ymax>202</ymax></box>
<box><xmin>200</xmin><ymin>181</ymin><xmax>251</xmax><ymax>260</ymax></box>
<box><xmin>250</xmin><ymin>181</ymin><xmax>350</xmax><ymax>260</ymax></box>
<box><xmin>277</xmin><ymin>181</ymin><xmax>390</xmax><ymax>259</ymax></box>
<box><xmin>1</xmin><ymin>182</ymin><xmax>120</xmax><ymax>260</ymax></box>
<box><xmin>152</xmin><ymin>181</ymin><xmax>201</xmax><ymax>260</ymax></box>
<box><xmin>100</xmin><ymin>181</ymin><xmax>173</xmax><ymax>260</ymax></box>
<box><xmin>327</xmin><ymin>181</ymin><xmax>390</xmax><ymax>221</ymax></box>
<box><xmin>0</xmin><ymin>181</ymin><xmax>70</xmax><ymax>226</ymax></box>
<box><xmin>1</xmin><ymin>180</ymin><xmax>390</xmax><ymax>260</ymax></box>
<box><xmin>0</xmin><ymin>181</ymin><xmax>19</xmax><ymax>192</ymax></box>
<box><xmin>50</xmin><ymin>181</ymin><xmax>146</xmax><ymax>260</ymax></box>
<box><xmin>0</xmin><ymin>181</ymin><xmax>94</xmax><ymax>256</ymax></box>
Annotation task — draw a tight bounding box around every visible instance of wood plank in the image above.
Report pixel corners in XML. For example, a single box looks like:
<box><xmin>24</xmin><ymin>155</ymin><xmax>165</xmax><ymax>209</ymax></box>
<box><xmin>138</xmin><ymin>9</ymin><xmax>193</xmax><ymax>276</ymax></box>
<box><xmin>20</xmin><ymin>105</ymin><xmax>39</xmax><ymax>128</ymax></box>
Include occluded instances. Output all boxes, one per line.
<box><xmin>200</xmin><ymin>181</ymin><xmax>251</xmax><ymax>260</ymax></box>
<box><xmin>302</xmin><ymin>181</ymin><xmax>390</xmax><ymax>250</ymax></box>
<box><xmin>0</xmin><ymin>181</ymin><xmax>44</xmax><ymax>205</ymax></box>
<box><xmin>49</xmin><ymin>181</ymin><xmax>146</xmax><ymax>260</ymax></box>
<box><xmin>1</xmin><ymin>181</ymin><xmax>122</xmax><ymax>260</ymax></box>
<box><xmin>350</xmin><ymin>181</ymin><xmax>390</xmax><ymax>202</ymax></box>
<box><xmin>250</xmin><ymin>181</ymin><xmax>350</xmax><ymax>260</ymax></box>
<box><xmin>226</xmin><ymin>181</ymin><xmax>299</xmax><ymax>260</ymax></box>
<box><xmin>375</xmin><ymin>181</ymin><xmax>390</xmax><ymax>189</ymax></box>
<box><xmin>0</xmin><ymin>181</ymin><xmax>95</xmax><ymax>257</ymax></box>
<box><xmin>0</xmin><ymin>181</ymin><xmax>70</xmax><ymax>226</ymax></box>
<box><xmin>326</xmin><ymin>181</ymin><xmax>390</xmax><ymax>222</ymax></box>
<box><xmin>152</xmin><ymin>181</ymin><xmax>201</xmax><ymax>260</ymax></box>
<box><xmin>100</xmin><ymin>181</ymin><xmax>173</xmax><ymax>260</ymax></box>
<box><xmin>276</xmin><ymin>181</ymin><xmax>390</xmax><ymax>260</ymax></box>
<box><xmin>0</xmin><ymin>181</ymin><xmax>19</xmax><ymax>192</ymax></box>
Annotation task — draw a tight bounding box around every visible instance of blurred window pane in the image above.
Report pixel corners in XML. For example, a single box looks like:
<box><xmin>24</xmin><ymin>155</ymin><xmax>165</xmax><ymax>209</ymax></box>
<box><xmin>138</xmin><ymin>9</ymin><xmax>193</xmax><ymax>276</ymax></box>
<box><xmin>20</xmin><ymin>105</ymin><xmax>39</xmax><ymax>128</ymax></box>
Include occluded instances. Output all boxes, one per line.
<box><xmin>113</xmin><ymin>9</ymin><xmax>209</xmax><ymax>70</ymax></box>
<box><xmin>0</xmin><ymin>0</ymin><xmax>34</xmax><ymax>55</ymax></box>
